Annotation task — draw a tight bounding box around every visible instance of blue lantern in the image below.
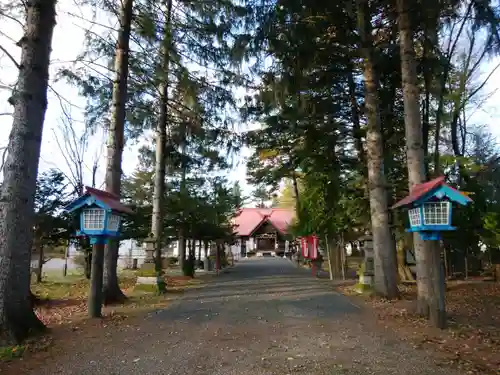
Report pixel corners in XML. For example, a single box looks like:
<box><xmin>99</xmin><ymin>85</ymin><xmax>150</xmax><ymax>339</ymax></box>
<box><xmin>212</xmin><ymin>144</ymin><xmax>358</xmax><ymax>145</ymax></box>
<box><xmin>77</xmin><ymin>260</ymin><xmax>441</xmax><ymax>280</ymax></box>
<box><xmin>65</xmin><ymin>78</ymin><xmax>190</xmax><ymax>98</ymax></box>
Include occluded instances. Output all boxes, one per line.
<box><xmin>392</xmin><ymin>176</ymin><xmax>473</xmax><ymax>241</ymax></box>
<box><xmin>65</xmin><ymin>187</ymin><xmax>133</xmax><ymax>244</ymax></box>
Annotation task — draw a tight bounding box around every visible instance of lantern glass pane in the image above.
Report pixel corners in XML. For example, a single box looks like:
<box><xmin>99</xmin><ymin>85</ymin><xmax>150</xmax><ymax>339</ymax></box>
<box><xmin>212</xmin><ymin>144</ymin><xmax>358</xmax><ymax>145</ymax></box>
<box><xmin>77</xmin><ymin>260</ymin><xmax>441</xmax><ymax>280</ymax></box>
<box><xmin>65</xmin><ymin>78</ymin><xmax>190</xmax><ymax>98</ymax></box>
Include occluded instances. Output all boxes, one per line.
<box><xmin>83</xmin><ymin>208</ymin><xmax>105</xmax><ymax>230</ymax></box>
<box><xmin>423</xmin><ymin>201</ymin><xmax>450</xmax><ymax>225</ymax></box>
<box><xmin>408</xmin><ymin>208</ymin><xmax>421</xmax><ymax>226</ymax></box>
<box><xmin>107</xmin><ymin>213</ymin><xmax>120</xmax><ymax>231</ymax></box>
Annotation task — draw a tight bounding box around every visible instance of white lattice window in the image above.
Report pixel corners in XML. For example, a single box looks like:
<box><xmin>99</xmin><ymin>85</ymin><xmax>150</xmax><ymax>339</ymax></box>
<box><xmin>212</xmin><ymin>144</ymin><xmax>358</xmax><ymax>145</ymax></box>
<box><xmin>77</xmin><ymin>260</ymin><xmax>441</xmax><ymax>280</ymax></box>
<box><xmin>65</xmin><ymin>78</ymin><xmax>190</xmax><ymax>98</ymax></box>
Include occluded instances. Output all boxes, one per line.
<box><xmin>82</xmin><ymin>208</ymin><xmax>105</xmax><ymax>230</ymax></box>
<box><xmin>423</xmin><ymin>201</ymin><xmax>450</xmax><ymax>225</ymax></box>
<box><xmin>106</xmin><ymin>213</ymin><xmax>121</xmax><ymax>231</ymax></box>
<box><xmin>408</xmin><ymin>208</ymin><xmax>421</xmax><ymax>226</ymax></box>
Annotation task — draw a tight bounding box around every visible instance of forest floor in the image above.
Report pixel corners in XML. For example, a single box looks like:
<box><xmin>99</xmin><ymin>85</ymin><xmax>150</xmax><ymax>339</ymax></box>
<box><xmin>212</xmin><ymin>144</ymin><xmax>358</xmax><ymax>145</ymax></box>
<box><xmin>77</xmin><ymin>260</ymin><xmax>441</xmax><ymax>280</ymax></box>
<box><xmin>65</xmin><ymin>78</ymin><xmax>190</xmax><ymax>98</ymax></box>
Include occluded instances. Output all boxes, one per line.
<box><xmin>0</xmin><ymin>270</ymin><xmax>208</xmax><ymax>362</ymax></box>
<box><xmin>1</xmin><ymin>258</ymin><xmax>470</xmax><ymax>375</ymax></box>
<box><xmin>338</xmin><ymin>280</ymin><xmax>500</xmax><ymax>375</ymax></box>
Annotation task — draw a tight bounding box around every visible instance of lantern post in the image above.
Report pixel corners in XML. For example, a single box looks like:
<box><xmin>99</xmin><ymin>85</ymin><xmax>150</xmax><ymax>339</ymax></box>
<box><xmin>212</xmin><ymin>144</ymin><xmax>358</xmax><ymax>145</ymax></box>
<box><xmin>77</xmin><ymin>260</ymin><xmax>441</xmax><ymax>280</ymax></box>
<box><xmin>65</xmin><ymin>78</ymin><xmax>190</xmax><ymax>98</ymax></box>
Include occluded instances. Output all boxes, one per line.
<box><xmin>391</xmin><ymin>176</ymin><xmax>472</xmax><ymax>328</ymax></box>
<box><xmin>65</xmin><ymin>187</ymin><xmax>133</xmax><ymax>318</ymax></box>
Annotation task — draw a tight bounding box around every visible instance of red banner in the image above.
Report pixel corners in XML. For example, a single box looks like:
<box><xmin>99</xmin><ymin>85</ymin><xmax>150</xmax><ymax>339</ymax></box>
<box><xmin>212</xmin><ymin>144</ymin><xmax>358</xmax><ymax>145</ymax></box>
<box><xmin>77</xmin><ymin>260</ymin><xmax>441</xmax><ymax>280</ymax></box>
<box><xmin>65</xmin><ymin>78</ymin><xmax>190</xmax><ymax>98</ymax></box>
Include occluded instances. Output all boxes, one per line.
<box><xmin>300</xmin><ymin>235</ymin><xmax>318</xmax><ymax>260</ymax></box>
<box><xmin>309</xmin><ymin>235</ymin><xmax>318</xmax><ymax>260</ymax></box>
<box><xmin>301</xmin><ymin>237</ymin><xmax>308</xmax><ymax>258</ymax></box>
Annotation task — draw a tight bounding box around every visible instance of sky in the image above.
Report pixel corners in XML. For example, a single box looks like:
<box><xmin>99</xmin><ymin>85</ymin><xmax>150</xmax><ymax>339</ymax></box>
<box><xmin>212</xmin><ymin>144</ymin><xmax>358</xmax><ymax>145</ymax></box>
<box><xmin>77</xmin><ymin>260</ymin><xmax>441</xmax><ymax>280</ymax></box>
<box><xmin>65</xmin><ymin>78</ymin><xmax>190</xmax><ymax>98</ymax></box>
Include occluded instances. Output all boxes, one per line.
<box><xmin>0</xmin><ymin>4</ymin><xmax>500</xmax><ymax>199</ymax></box>
<box><xmin>0</xmin><ymin>3</ymin><xmax>255</xmax><ymax>196</ymax></box>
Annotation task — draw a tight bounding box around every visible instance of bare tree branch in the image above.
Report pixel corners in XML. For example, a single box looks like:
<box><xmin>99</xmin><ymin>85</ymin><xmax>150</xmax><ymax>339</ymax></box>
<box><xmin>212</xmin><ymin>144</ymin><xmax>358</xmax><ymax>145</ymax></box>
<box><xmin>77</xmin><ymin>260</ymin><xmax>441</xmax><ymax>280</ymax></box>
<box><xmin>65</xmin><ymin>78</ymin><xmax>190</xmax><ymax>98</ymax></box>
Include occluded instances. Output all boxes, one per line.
<box><xmin>0</xmin><ymin>44</ymin><xmax>20</xmax><ymax>70</ymax></box>
<box><xmin>0</xmin><ymin>146</ymin><xmax>8</xmax><ymax>174</ymax></box>
<box><xmin>0</xmin><ymin>83</ymin><xmax>14</xmax><ymax>91</ymax></box>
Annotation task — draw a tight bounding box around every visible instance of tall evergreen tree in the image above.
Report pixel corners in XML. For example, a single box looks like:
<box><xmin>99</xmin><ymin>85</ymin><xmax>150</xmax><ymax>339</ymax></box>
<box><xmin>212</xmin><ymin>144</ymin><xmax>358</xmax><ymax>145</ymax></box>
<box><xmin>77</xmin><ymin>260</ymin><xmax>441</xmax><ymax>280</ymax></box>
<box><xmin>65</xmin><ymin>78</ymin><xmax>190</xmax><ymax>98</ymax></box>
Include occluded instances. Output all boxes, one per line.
<box><xmin>0</xmin><ymin>0</ymin><xmax>57</xmax><ymax>345</ymax></box>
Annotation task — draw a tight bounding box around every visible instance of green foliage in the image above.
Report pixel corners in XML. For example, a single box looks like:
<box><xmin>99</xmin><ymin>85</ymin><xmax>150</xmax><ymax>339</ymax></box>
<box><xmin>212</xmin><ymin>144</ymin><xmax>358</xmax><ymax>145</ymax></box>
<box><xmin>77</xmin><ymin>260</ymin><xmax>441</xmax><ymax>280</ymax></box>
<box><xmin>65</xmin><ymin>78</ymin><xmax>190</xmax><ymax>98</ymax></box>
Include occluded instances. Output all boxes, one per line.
<box><xmin>0</xmin><ymin>345</ymin><xmax>25</xmax><ymax>361</ymax></box>
<box><xmin>241</xmin><ymin>0</ymin><xmax>500</xmax><ymax>273</ymax></box>
<box><xmin>135</xmin><ymin>269</ymin><xmax>164</xmax><ymax>277</ymax></box>
<box><xmin>33</xmin><ymin>169</ymin><xmax>72</xmax><ymax>248</ymax></box>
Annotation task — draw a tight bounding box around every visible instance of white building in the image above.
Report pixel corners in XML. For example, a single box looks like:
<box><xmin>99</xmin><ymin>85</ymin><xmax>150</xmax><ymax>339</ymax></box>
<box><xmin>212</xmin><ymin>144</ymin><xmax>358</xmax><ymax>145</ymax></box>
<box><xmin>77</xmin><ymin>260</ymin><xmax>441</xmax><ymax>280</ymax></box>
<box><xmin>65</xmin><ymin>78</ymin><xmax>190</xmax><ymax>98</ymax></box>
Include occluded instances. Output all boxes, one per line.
<box><xmin>68</xmin><ymin>238</ymin><xmax>240</xmax><ymax>270</ymax></box>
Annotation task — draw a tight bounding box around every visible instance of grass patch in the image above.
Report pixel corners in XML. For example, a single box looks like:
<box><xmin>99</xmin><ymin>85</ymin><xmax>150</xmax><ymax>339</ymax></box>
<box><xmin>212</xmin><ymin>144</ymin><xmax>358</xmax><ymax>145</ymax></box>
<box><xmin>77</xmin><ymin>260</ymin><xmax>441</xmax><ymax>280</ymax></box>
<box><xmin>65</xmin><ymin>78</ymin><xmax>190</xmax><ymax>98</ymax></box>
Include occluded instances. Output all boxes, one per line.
<box><xmin>0</xmin><ymin>272</ymin><xmax>211</xmax><ymax>367</ymax></box>
<box><xmin>133</xmin><ymin>283</ymin><xmax>159</xmax><ymax>293</ymax></box>
<box><xmin>354</xmin><ymin>282</ymin><xmax>374</xmax><ymax>295</ymax></box>
<box><xmin>135</xmin><ymin>269</ymin><xmax>163</xmax><ymax>277</ymax></box>
<box><xmin>29</xmin><ymin>272</ymin><xmax>206</xmax><ymax>327</ymax></box>
<box><xmin>31</xmin><ymin>274</ymin><xmax>137</xmax><ymax>300</ymax></box>
<box><xmin>0</xmin><ymin>346</ymin><xmax>25</xmax><ymax>361</ymax></box>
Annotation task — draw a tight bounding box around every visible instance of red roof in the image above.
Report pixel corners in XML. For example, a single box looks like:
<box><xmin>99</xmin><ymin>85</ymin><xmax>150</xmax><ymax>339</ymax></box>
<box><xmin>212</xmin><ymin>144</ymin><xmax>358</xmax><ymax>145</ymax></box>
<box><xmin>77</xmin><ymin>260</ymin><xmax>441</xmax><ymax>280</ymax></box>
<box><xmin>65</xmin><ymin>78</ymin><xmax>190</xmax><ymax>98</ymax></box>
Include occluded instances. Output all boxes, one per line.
<box><xmin>232</xmin><ymin>208</ymin><xmax>295</xmax><ymax>236</ymax></box>
<box><xmin>85</xmin><ymin>186</ymin><xmax>134</xmax><ymax>214</ymax></box>
<box><xmin>391</xmin><ymin>176</ymin><xmax>470</xmax><ymax>209</ymax></box>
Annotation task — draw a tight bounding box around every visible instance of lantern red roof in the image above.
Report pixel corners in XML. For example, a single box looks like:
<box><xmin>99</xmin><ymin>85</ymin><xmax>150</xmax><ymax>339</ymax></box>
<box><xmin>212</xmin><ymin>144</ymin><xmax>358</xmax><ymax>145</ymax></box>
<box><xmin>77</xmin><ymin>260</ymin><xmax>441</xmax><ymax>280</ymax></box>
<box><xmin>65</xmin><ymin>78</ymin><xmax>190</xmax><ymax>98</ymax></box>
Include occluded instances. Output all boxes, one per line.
<box><xmin>391</xmin><ymin>176</ymin><xmax>471</xmax><ymax>209</ymax></box>
<box><xmin>85</xmin><ymin>186</ymin><xmax>134</xmax><ymax>214</ymax></box>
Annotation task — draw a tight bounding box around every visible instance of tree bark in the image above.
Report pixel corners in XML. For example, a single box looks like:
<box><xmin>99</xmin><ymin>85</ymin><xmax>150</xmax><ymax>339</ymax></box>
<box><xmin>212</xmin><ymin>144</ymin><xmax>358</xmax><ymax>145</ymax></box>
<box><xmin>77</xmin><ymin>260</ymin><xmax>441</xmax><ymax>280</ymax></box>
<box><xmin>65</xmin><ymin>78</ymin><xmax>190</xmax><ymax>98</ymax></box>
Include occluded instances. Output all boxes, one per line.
<box><xmin>291</xmin><ymin>172</ymin><xmax>300</xmax><ymax>211</ymax></box>
<box><xmin>178</xmin><ymin>124</ymin><xmax>188</xmax><ymax>271</ymax></box>
<box><xmin>0</xmin><ymin>0</ymin><xmax>57</xmax><ymax>345</ymax></box>
<box><xmin>150</xmin><ymin>0</ymin><xmax>173</xmax><ymax>293</ymax></box>
<box><xmin>197</xmin><ymin>240</ymin><xmax>202</xmax><ymax>266</ymax></box>
<box><xmin>36</xmin><ymin>245</ymin><xmax>44</xmax><ymax>283</ymax></box>
<box><xmin>397</xmin><ymin>0</ymin><xmax>446</xmax><ymax>328</ymax></box>
<box><xmin>347</xmin><ymin>67</ymin><xmax>364</xmax><ymax>163</ymax></box>
<box><xmin>325</xmin><ymin>236</ymin><xmax>334</xmax><ymax>281</ymax></box>
<box><xmin>203</xmin><ymin>240</ymin><xmax>209</xmax><ymax>271</ymax></box>
<box><xmin>357</xmin><ymin>0</ymin><xmax>399</xmax><ymax>299</ymax></box>
<box><xmin>103</xmin><ymin>0</ymin><xmax>134</xmax><ymax>305</ymax></box>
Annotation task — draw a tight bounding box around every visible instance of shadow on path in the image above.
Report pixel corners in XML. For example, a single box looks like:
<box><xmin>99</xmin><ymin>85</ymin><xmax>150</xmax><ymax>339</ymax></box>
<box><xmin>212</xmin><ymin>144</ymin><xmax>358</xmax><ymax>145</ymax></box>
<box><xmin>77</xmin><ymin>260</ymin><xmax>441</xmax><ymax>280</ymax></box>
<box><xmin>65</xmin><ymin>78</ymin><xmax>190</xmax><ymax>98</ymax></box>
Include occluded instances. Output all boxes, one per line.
<box><xmin>14</xmin><ymin>257</ymin><xmax>464</xmax><ymax>375</ymax></box>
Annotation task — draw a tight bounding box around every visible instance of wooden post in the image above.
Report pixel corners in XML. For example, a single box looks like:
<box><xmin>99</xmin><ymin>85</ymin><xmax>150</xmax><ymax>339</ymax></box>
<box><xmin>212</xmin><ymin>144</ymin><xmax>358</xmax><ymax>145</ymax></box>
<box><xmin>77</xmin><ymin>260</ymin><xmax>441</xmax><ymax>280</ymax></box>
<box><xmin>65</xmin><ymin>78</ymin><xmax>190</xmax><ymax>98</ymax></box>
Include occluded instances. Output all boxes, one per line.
<box><xmin>88</xmin><ymin>242</ymin><xmax>105</xmax><ymax>318</ymax></box>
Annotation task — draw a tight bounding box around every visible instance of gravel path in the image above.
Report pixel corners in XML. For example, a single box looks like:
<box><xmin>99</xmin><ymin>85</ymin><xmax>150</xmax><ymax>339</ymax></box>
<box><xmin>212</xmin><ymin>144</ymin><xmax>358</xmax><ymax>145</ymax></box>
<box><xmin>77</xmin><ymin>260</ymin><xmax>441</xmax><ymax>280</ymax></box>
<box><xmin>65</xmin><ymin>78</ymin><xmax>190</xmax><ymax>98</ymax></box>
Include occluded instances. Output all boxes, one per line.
<box><xmin>17</xmin><ymin>257</ymin><xmax>463</xmax><ymax>375</ymax></box>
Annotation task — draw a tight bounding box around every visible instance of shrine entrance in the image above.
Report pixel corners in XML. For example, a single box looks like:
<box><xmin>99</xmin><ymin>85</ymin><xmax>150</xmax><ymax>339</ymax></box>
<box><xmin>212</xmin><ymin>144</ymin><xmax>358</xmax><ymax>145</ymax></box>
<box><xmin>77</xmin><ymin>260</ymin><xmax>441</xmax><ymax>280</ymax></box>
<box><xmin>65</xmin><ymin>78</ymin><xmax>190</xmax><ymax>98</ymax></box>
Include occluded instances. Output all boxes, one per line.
<box><xmin>252</xmin><ymin>221</ymin><xmax>283</xmax><ymax>256</ymax></box>
<box><xmin>256</xmin><ymin>232</ymin><xmax>276</xmax><ymax>253</ymax></box>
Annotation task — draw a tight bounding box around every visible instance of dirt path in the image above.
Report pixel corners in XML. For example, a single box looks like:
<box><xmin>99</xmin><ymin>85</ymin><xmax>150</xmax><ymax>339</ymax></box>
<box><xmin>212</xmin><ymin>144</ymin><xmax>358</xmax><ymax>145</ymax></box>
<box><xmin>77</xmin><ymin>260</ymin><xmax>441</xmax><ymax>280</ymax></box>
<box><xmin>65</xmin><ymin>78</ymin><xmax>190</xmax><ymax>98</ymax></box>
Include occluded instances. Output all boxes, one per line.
<box><xmin>5</xmin><ymin>258</ymin><xmax>464</xmax><ymax>375</ymax></box>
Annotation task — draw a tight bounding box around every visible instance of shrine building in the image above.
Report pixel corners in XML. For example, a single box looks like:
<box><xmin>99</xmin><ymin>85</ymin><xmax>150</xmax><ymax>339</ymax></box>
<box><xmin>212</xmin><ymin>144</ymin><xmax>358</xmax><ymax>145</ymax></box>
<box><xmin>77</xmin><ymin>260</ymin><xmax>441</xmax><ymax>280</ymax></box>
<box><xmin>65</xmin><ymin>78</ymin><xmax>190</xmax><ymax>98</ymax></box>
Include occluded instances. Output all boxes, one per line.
<box><xmin>232</xmin><ymin>208</ymin><xmax>295</xmax><ymax>257</ymax></box>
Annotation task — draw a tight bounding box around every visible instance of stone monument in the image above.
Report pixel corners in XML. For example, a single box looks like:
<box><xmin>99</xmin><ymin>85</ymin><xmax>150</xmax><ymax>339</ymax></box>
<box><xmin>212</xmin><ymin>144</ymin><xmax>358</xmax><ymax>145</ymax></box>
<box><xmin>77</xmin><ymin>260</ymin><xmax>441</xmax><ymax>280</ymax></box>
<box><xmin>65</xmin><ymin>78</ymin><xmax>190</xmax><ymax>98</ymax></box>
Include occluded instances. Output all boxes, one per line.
<box><xmin>141</xmin><ymin>236</ymin><xmax>156</xmax><ymax>271</ymax></box>
<box><xmin>357</xmin><ymin>234</ymin><xmax>374</xmax><ymax>292</ymax></box>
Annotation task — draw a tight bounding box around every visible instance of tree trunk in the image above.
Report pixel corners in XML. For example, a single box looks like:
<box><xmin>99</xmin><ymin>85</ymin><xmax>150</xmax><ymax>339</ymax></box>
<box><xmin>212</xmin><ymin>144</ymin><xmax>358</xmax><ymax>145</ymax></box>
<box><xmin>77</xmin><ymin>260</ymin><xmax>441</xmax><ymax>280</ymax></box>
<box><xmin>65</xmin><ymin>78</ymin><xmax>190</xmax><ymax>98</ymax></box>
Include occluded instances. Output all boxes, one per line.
<box><xmin>495</xmin><ymin>264</ymin><xmax>500</xmax><ymax>282</ymax></box>
<box><xmin>340</xmin><ymin>234</ymin><xmax>346</xmax><ymax>281</ymax></box>
<box><xmin>357</xmin><ymin>0</ymin><xmax>399</xmax><ymax>299</ymax></box>
<box><xmin>178</xmin><ymin>234</ymin><xmax>186</xmax><ymax>270</ymax></box>
<box><xmin>203</xmin><ymin>240</ymin><xmax>209</xmax><ymax>271</ymax></box>
<box><xmin>178</xmin><ymin>126</ymin><xmax>188</xmax><ymax>271</ymax></box>
<box><xmin>102</xmin><ymin>0</ymin><xmax>134</xmax><ymax>305</ymax></box>
<box><xmin>36</xmin><ymin>245</ymin><xmax>44</xmax><ymax>283</ymax></box>
<box><xmin>325</xmin><ymin>236</ymin><xmax>334</xmax><ymax>280</ymax></box>
<box><xmin>0</xmin><ymin>0</ymin><xmax>57</xmax><ymax>345</ymax></box>
<box><xmin>291</xmin><ymin>172</ymin><xmax>300</xmax><ymax>210</ymax></box>
<box><xmin>397</xmin><ymin>0</ymin><xmax>446</xmax><ymax>328</ymax></box>
<box><xmin>347</xmin><ymin>67</ymin><xmax>364</xmax><ymax>163</ymax></box>
<box><xmin>150</xmin><ymin>0</ymin><xmax>173</xmax><ymax>294</ymax></box>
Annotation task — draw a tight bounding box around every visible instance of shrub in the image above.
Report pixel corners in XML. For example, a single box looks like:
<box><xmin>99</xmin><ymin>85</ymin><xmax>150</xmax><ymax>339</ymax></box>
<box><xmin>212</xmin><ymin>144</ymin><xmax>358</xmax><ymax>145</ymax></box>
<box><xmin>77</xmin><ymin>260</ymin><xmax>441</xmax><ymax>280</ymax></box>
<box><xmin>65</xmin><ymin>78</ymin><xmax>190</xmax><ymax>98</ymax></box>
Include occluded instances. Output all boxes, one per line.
<box><xmin>167</xmin><ymin>256</ymin><xmax>178</xmax><ymax>266</ymax></box>
<box><xmin>182</xmin><ymin>257</ymin><xmax>195</xmax><ymax>277</ymax></box>
<box><xmin>0</xmin><ymin>345</ymin><xmax>25</xmax><ymax>361</ymax></box>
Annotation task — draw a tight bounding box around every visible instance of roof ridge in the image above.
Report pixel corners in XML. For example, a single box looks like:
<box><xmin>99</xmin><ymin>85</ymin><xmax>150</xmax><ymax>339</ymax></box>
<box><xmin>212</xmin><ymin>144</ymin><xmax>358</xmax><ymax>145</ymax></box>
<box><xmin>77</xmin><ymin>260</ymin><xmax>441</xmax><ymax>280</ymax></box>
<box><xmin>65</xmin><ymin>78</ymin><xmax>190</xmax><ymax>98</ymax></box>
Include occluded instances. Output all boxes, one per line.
<box><xmin>85</xmin><ymin>186</ymin><xmax>119</xmax><ymax>199</ymax></box>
